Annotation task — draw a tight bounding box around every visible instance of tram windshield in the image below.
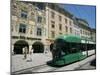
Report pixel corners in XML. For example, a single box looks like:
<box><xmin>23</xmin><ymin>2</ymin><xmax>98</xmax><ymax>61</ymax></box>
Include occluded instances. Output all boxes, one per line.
<box><xmin>53</xmin><ymin>39</ymin><xmax>80</xmax><ymax>58</ymax></box>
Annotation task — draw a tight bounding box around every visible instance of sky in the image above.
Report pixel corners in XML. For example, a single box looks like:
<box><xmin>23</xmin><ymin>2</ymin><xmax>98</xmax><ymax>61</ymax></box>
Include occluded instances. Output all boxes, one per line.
<box><xmin>60</xmin><ymin>4</ymin><xmax>96</xmax><ymax>29</ymax></box>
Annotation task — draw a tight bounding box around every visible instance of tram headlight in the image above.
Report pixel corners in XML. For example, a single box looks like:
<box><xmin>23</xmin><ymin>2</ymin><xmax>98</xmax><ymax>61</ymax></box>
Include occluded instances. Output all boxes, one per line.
<box><xmin>82</xmin><ymin>51</ymin><xmax>87</xmax><ymax>55</ymax></box>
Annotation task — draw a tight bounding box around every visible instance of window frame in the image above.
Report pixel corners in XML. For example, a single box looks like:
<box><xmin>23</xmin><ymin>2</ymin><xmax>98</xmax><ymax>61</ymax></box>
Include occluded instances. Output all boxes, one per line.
<box><xmin>19</xmin><ymin>23</ymin><xmax>27</xmax><ymax>33</ymax></box>
<box><xmin>37</xmin><ymin>16</ymin><xmax>42</xmax><ymax>23</ymax></box>
<box><xmin>37</xmin><ymin>27</ymin><xmax>42</xmax><ymax>36</ymax></box>
<box><xmin>21</xmin><ymin>10</ymin><xmax>28</xmax><ymax>19</ymax></box>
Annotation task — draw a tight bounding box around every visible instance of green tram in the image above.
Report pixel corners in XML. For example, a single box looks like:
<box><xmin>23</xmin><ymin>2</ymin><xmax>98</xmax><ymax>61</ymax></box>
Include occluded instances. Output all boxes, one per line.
<box><xmin>49</xmin><ymin>35</ymin><xmax>95</xmax><ymax>66</ymax></box>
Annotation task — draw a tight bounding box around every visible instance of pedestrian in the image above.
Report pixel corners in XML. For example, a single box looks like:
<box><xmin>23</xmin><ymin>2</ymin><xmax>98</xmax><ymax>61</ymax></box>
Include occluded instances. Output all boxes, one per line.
<box><xmin>23</xmin><ymin>46</ymin><xmax>28</xmax><ymax>60</ymax></box>
<box><xmin>23</xmin><ymin>47</ymin><xmax>25</xmax><ymax>59</ymax></box>
<box><xmin>27</xmin><ymin>47</ymin><xmax>33</xmax><ymax>62</ymax></box>
<box><xmin>22</xmin><ymin>47</ymin><xmax>25</xmax><ymax>54</ymax></box>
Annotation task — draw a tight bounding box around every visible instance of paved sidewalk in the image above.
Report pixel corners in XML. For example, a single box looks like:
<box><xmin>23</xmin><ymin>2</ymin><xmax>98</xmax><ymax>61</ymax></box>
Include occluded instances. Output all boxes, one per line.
<box><xmin>11</xmin><ymin>53</ymin><xmax>52</xmax><ymax>72</ymax></box>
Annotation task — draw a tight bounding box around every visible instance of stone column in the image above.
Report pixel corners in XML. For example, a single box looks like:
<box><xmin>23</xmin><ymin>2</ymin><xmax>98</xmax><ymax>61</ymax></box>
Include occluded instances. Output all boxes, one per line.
<box><xmin>29</xmin><ymin>45</ymin><xmax>32</xmax><ymax>53</ymax></box>
<box><xmin>44</xmin><ymin>45</ymin><xmax>47</xmax><ymax>53</ymax></box>
<box><xmin>44</xmin><ymin>44</ymin><xmax>50</xmax><ymax>54</ymax></box>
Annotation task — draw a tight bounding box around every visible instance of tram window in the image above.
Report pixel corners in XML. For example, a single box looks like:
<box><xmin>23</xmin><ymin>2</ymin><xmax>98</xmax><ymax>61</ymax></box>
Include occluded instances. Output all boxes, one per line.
<box><xmin>81</xmin><ymin>44</ymin><xmax>86</xmax><ymax>51</ymax></box>
<box><xmin>61</xmin><ymin>50</ymin><xmax>66</xmax><ymax>56</ymax></box>
<box><xmin>77</xmin><ymin>43</ymin><xmax>81</xmax><ymax>50</ymax></box>
<box><xmin>86</xmin><ymin>44</ymin><xmax>94</xmax><ymax>50</ymax></box>
<box><xmin>91</xmin><ymin>44</ymin><xmax>93</xmax><ymax>49</ymax></box>
<box><xmin>93</xmin><ymin>44</ymin><xmax>96</xmax><ymax>49</ymax></box>
<box><xmin>55</xmin><ymin>39</ymin><xmax>70</xmax><ymax>54</ymax></box>
<box><xmin>90</xmin><ymin>44</ymin><xmax>95</xmax><ymax>50</ymax></box>
<box><xmin>53</xmin><ymin>39</ymin><xmax>63</xmax><ymax>58</ymax></box>
<box><xmin>87</xmin><ymin>44</ymin><xmax>89</xmax><ymax>50</ymax></box>
<box><xmin>92</xmin><ymin>44</ymin><xmax>95</xmax><ymax>49</ymax></box>
<box><xmin>69</xmin><ymin>43</ymin><xmax>79</xmax><ymax>54</ymax></box>
<box><xmin>88</xmin><ymin>44</ymin><xmax>92</xmax><ymax>50</ymax></box>
<box><xmin>60</xmin><ymin>42</ymin><xmax>68</xmax><ymax>55</ymax></box>
<box><xmin>89</xmin><ymin>44</ymin><xmax>91</xmax><ymax>50</ymax></box>
<box><xmin>64</xmin><ymin>42</ymin><xmax>70</xmax><ymax>54</ymax></box>
<box><xmin>70</xmin><ymin>48</ymin><xmax>77</xmax><ymax>53</ymax></box>
<box><xmin>90</xmin><ymin>44</ymin><xmax>91</xmax><ymax>50</ymax></box>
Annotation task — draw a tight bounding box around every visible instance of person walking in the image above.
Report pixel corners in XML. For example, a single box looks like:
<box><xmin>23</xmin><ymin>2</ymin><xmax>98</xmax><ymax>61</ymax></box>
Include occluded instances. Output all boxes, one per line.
<box><xmin>23</xmin><ymin>47</ymin><xmax>25</xmax><ymax>59</ymax></box>
<box><xmin>23</xmin><ymin>46</ymin><xmax>28</xmax><ymax>60</ymax></box>
<box><xmin>27</xmin><ymin>47</ymin><xmax>33</xmax><ymax>62</ymax></box>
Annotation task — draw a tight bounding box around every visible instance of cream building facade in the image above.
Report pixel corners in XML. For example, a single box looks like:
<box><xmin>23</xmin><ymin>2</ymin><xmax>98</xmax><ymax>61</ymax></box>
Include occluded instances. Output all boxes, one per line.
<box><xmin>76</xmin><ymin>18</ymin><xmax>92</xmax><ymax>40</ymax></box>
<box><xmin>11</xmin><ymin>0</ymin><xmax>95</xmax><ymax>54</ymax></box>
<box><xmin>91</xmin><ymin>29</ymin><xmax>96</xmax><ymax>42</ymax></box>
<box><xmin>45</xmin><ymin>3</ymin><xmax>74</xmax><ymax>50</ymax></box>
<box><xmin>11</xmin><ymin>1</ymin><xmax>47</xmax><ymax>54</ymax></box>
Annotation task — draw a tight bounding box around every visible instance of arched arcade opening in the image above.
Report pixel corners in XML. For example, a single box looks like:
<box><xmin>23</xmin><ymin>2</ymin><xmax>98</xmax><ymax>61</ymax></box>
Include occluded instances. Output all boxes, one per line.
<box><xmin>14</xmin><ymin>40</ymin><xmax>29</xmax><ymax>54</ymax></box>
<box><xmin>32</xmin><ymin>42</ymin><xmax>44</xmax><ymax>53</ymax></box>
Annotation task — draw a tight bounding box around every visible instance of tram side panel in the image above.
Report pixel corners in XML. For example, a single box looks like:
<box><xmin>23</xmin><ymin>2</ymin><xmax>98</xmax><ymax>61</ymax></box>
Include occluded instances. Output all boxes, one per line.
<box><xmin>88</xmin><ymin>50</ymin><xmax>95</xmax><ymax>56</ymax></box>
<box><xmin>87</xmin><ymin>44</ymin><xmax>96</xmax><ymax>56</ymax></box>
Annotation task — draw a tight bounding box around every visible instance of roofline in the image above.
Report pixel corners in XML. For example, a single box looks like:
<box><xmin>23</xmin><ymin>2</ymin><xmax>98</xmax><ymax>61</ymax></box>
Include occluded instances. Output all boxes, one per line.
<box><xmin>47</xmin><ymin>3</ymin><xmax>73</xmax><ymax>19</ymax></box>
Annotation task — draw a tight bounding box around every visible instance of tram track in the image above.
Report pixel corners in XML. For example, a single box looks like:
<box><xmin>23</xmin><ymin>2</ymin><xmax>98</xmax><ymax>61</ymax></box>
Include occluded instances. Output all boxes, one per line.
<box><xmin>12</xmin><ymin>63</ymin><xmax>58</xmax><ymax>74</ymax></box>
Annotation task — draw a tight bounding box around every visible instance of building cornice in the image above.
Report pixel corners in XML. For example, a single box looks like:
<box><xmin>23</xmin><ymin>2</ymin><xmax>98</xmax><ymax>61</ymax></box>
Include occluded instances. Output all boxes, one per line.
<box><xmin>47</xmin><ymin>3</ymin><xmax>73</xmax><ymax>19</ymax></box>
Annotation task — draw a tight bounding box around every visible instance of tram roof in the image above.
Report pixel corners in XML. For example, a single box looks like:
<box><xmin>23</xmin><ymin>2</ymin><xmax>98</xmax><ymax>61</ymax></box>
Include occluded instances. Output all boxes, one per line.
<box><xmin>56</xmin><ymin>35</ymin><xmax>81</xmax><ymax>43</ymax></box>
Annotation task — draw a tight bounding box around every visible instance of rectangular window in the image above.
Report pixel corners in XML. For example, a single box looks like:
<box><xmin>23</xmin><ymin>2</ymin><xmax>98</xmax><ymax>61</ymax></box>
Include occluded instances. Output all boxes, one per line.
<box><xmin>59</xmin><ymin>24</ymin><xmax>62</xmax><ymax>30</ymax></box>
<box><xmin>19</xmin><ymin>24</ymin><xmax>26</xmax><ymax>33</ymax></box>
<box><xmin>85</xmin><ymin>32</ymin><xmax>87</xmax><ymax>35</ymax></box>
<box><xmin>21</xmin><ymin>10</ymin><xmax>27</xmax><ymax>19</ymax></box>
<box><xmin>11</xmin><ymin>25</ymin><xmax>13</xmax><ymax>31</ymax></box>
<box><xmin>37</xmin><ymin>3</ymin><xmax>45</xmax><ymax>10</ymax></box>
<box><xmin>88</xmin><ymin>32</ymin><xmax>90</xmax><ymax>36</ymax></box>
<box><xmin>59</xmin><ymin>15</ymin><xmax>62</xmax><ymax>21</ymax></box>
<box><xmin>51</xmin><ymin>21</ymin><xmax>55</xmax><ymax>28</ymax></box>
<box><xmin>70</xmin><ymin>27</ymin><xmax>72</xmax><ymax>33</ymax></box>
<box><xmin>80</xmin><ymin>30</ymin><xmax>82</xmax><ymax>34</ymax></box>
<box><xmin>37</xmin><ymin>28</ymin><xmax>42</xmax><ymax>36</ymax></box>
<box><xmin>51</xmin><ymin>11</ymin><xmax>55</xmax><ymax>19</ymax></box>
<box><xmin>59</xmin><ymin>32</ymin><xmax>62</xmax><ymax>35</ymax></box>
<box><xmin>65</xmin><ymin>26</ymin><xmax>68</xmax><ymax>32</ymax></box>
<box><xmin>69</xmin><ymin>43</ymin><xmax>79</xmax><ymax>53</ymax></box>
<box><xmin>37</xmin><ymin>16</ymin><xmax>42</xmax><ymax>23</ymax></box>
<box><xmin>50</xmin><ymin>4</ymin><xmax>56</xmax><ymax>9</ymax></box>
<box><xmin>69</xmin><ymin>20</ymin><xmax>72</xmax><ymax>26</ymax></box>
<box><xmin>65</xmin><ymin>18</ymin><xmax>67</xmax><ymax>24</ymax></box>
<box><xmin>51</xmin><ymin>31</ymin><xmax>55</xmax><ymax>38</ymax></box>
<box><xmin>30</xmin><ymin>28</ymin><xmax>33</xmax><ymax>34</ymax></box>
